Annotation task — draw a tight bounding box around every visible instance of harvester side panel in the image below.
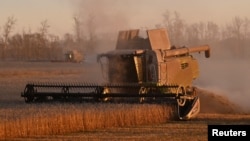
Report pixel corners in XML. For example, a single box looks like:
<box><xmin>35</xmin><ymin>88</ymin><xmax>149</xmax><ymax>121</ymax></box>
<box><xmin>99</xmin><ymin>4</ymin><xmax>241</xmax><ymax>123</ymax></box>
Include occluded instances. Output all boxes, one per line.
<box><xmin>159</xmin><ymin>63</ymin><xmax>167</xmax><ymax>84</ymax></box>
<box><xmin>189</xmin><ymin>58</ymin><xmax>199</xmax><ymax>80</ymax></box>
<box><xmin>164</xmin><ymin>56</ymin><xmax>198</xmax><ymax>87</ymax></box>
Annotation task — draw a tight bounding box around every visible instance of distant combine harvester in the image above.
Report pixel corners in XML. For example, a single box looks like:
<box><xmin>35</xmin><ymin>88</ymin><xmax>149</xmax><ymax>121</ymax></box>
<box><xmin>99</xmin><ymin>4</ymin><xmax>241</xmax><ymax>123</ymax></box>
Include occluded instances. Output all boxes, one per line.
<box><xmin>65</xmin><ymin>50</ymin><xmax>84</xmax><ymax>63</ymax></box>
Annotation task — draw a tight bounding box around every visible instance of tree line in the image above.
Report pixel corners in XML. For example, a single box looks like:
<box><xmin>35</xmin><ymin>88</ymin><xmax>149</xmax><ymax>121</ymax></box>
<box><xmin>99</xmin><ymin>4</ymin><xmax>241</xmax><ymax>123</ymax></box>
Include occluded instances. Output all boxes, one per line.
<box><xmin>0</xmin><ymin>11</ymin><xmax>249</xmax><ymax>61</ymax></box>
<box><xmin>0</xmin><ymin>16</ymin><xmax>98</xmax><ymax>61</ymax></box>
<box><xmin>158</xmin><ymin>11</ymin><xmax>250</xmax><ymax>58</ymax></box>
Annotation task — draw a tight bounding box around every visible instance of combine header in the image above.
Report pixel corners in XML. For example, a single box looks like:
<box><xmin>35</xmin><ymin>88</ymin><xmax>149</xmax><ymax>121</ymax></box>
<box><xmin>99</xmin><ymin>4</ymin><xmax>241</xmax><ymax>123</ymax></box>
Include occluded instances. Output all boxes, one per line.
<box><xmin>21</xmin><ymin>28</ymin><xmax>210</xmax><ymax>120</ymax></box>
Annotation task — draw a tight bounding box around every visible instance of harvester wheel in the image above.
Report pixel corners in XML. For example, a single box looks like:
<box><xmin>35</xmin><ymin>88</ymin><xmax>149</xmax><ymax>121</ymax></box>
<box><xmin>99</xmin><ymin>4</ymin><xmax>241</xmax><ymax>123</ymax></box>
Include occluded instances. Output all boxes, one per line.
<box><xmin>176</xmin><ymin>86</ymin><xmax>186</xmax><ymax>106</ymax></box>
<box><xmin>23</xmin><ymin>85</ymin><xmax>35</xmax><ymax>103</ymax></box>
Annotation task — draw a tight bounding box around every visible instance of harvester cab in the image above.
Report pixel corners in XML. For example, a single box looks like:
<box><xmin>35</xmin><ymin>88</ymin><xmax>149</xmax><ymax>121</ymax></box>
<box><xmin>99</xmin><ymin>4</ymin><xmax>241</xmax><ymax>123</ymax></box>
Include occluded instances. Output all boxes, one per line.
<box><xmin>21</xmin><ymin>28</ymin><xmax>210</xmax><ymax>120</ymax></box>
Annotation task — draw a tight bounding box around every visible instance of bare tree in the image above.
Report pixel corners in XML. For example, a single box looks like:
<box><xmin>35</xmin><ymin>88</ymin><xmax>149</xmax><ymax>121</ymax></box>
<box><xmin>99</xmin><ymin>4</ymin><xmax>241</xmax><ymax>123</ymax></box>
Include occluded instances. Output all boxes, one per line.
<box><xmin>73</xmin><ymin>15</ymin><xmax>83</xmax><ymax>44</ymax></box>
<box><xmin>205</xmin><ymin>21</ymin><xmax>220</xmax><ymax>42</ymax></box>
<box><xmin>63</xmin><ymin>33</ymin><xmax>74</xmax><ymax>47</ymax></box>
<box><xmin>172</xmin><ymin>11</ymin><xmax>185</xmax><ymax>45</ymax></box>
<box><xmin>230</xmin><ymin>16</ymin><xmax>245</xmax><ymax>57</ymax></box>
<box><xmin>232</xmin><ymin>17</ymin><xmax>243</xmax><ymax>40</ymax></box>
<box><xmin>86</xmin><ymin>14</ymin><xmax>96</xmax><ymax>41</ymax></box>
<box><xmin>162</xmin><ymin>10</ymin><xmax>174</xmax><ymax>43</ymax></box>
<box><xmin>73</xmin><ymin>13</ymin><xmax>98</xmax><ymax>53</ymax></box>
<box><xmin>3</xmin><ymin>16</ymin><xmax>16</xmax><ymax>45</ymax></box>
<box><xmin>1</xmin><ymin>16</ymin><xmax>16</xmax><ymax>60</ymax></box>
<box><xmin>8</xmin><ymin>33</ymin><xmax>23</xmax><ymax>59</ymax></box>
<box><xmin>85</xmin><ymin>13</ymin><xmax>97</xmax><ymax>53</ymax></box>
<box><xmin>37</xmin><ymin>20</ymin><xmax>50</xmax><ymax>59</ymax></box>
<box><xmin>39</xmin><ymin>20</ymin><xmax>50</xmax><ymax>38</ymax></box>
<box><xmin>162</xmin><ymin>10</ymin><xmax>172</xmax><ymax>30</ymax></box>
<box><xmin>219</xmin><ymin>16</ymin><xmax>250</xmax><ymax>57</ymax></box>
<box><xmin>186</xmin><ymin>23</ymin><xmax>200</xmax><ymax>45</ymax></box>
<box><xmin>242</xmin><ymin>17</ymin><xmax>250</xmax><ymax>41</ymax></box>
<box><xmin>194</xmin><ymin>21</ymin><xmax>219</xmax><ymax>43</ymax></box>
<box><xmin>162</xmin><ymin>10</ymin><xmax>186</xmax><ymax>46</ymax></box>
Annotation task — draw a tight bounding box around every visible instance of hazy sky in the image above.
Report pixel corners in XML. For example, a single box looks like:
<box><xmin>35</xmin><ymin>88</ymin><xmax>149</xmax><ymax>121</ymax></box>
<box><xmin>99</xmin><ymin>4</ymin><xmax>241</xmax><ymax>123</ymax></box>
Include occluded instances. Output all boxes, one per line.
<box><xmin>0</xmin><ymin>0</ymin><xmax>250</xmax><ymax>37</ymax></box>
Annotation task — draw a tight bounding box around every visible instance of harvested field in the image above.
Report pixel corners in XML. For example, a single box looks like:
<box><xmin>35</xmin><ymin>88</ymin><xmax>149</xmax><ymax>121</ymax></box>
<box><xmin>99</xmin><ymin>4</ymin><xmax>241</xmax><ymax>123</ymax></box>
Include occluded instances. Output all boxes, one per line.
<box><xmin>0</xmin><ymin>61</ymin><xmax>250</xmax><ymax>141</ymax></box>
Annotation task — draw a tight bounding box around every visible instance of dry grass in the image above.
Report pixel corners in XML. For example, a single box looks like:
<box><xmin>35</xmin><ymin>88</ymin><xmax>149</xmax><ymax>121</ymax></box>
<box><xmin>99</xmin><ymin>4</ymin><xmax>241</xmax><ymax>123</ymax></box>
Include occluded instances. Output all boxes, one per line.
<box><xmin>8</xmin><ymin>113</ymin><xmax>250</xmax><ymax>141</ymax></box>
<box><xmin>0</xmin><ymin>103</ymin><xmax>175</xmax><ymax>139</ymax></box>
<box><xmin>0</xmin><ymin>61</ymin><xmax>174</xmax><ymax>139</ymax></box>
<box><xmin>1</xmin><ymin>61</ymin><xmax>250</xmax><ymax>140</ymax></box>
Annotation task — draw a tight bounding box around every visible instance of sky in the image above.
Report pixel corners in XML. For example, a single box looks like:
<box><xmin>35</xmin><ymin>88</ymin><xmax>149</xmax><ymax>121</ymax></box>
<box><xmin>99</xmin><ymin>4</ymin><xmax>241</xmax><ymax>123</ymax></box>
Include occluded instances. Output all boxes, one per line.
<box><xmin>0</xmin><ymin>0</ymin><xmax>250</xmax><ymax>38</ymax></box>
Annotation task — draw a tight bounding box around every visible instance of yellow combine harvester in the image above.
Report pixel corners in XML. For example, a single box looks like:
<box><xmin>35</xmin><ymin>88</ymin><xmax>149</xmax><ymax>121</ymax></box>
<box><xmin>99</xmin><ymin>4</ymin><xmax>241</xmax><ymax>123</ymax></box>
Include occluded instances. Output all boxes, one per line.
<box><xmin>21</xmin><ymin>28</ymin><xmax>210</xmax><ymax>120</ymax></box>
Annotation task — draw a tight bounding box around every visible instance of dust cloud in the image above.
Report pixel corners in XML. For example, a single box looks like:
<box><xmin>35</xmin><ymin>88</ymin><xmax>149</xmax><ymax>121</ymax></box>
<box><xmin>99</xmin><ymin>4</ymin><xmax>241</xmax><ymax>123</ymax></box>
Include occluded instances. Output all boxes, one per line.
<box><xmin>73</xmin><ymin>0</ymin><xmax>130</xmax><ymax>38</ymax></box>
<box><xmin>194</xmin><ymin>49</ymin><xmax>250</xmax><ymax>113</ymax></box>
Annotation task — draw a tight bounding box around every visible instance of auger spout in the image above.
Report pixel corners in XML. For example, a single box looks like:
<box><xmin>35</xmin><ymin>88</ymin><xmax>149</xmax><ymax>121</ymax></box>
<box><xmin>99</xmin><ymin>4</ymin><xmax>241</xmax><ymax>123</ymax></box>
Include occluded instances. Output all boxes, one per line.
<box><xmin>163</xmin><ymin>45</ymin><xmax>210</xmax><ymax>58</ymax></box>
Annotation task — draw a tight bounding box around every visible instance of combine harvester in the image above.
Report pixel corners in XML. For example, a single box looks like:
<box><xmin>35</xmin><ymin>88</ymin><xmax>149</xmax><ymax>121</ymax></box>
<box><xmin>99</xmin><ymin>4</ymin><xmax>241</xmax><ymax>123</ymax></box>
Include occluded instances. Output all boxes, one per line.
<box><xmin>21</xmin><ymin>28</ymin><xmax>210</xmax><ymax>120</ymax></box>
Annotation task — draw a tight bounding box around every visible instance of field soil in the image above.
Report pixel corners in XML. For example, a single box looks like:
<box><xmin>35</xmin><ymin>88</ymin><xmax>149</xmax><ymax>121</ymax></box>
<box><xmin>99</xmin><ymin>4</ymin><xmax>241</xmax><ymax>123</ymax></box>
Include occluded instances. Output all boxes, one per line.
<box><xmin>0</xmin><ymin>61</ymin><xmax>250</xmax><ymax>141</ymax></box>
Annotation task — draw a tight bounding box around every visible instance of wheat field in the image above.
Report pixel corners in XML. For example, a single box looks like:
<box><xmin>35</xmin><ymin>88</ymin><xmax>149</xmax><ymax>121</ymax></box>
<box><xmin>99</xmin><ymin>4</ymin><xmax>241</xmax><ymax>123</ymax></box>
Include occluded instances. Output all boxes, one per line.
<box><xmin>0</xmin><ymin>61</ymin><xmax>250</xmax><ymax>141</ymax></box>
